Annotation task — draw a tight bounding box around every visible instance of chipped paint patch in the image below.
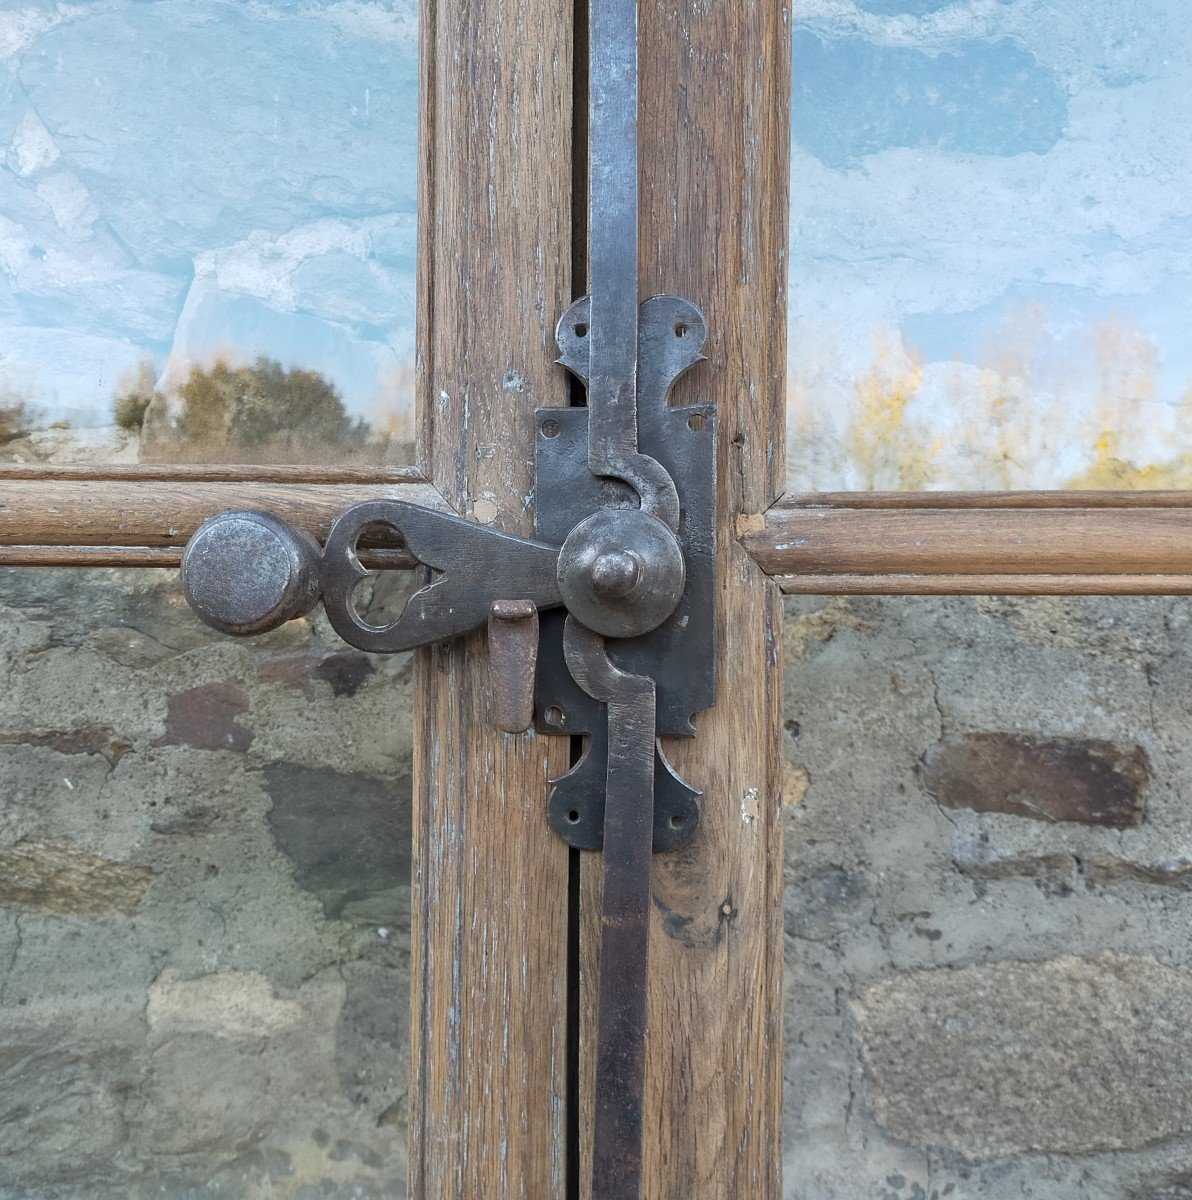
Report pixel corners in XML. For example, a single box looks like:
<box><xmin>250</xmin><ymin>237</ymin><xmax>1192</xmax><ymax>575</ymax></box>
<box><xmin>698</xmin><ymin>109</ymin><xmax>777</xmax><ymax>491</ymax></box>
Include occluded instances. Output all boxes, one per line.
<box><xmin>741</xmin><ymin>786</ymin><xmax>761</xmax><ymax>824</ymax></box>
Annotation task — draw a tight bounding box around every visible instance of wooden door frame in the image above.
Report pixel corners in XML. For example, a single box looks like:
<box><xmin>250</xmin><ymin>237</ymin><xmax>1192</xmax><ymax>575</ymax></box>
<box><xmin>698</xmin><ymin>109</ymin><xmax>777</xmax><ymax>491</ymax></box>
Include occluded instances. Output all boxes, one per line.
<box><xmin>0</xmin><ymin>2</ymin><xmax>1184</xmax><ymax>1198</ymax></box>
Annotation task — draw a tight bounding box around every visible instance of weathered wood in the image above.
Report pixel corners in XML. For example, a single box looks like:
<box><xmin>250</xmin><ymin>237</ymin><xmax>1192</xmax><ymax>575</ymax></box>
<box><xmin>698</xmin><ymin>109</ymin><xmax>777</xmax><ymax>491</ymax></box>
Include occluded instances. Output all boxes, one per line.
<box><xmin>408</xmin><ymin>0</ymin><xmax>573</xmax><ymax>1196</ymax></box>
<box><xmin>0</xmin><ymin>464</ymin><xmax>421</xmax><ymax>482</ymax></box>
<box><xmin>578</xmin><ymin>1</ymin><xmax>790</xmax><ymax>1196</ymax></box>
<box><xmin>0</xmin><ymin>546</ymin><xmax>416</xmax><ymax>569</ymax></box>
<box><xmin>745</xmin><ymin>502</ymin><xmax>1192</xmax><ymax>583</ymax></box>
<box><xmin>774</xmin><ymin>574</ymin><xmax>1192</xmax><ymax>596</ymax></box>
<box><xmin>776</xmin><ymin>489</ymin><xmax>1192</xmax><ymax>509</ymax></box>
<box><xmin>0</xmin><ymin>479</ymin><xmax>440</xmax><ymax>549</ymax></box>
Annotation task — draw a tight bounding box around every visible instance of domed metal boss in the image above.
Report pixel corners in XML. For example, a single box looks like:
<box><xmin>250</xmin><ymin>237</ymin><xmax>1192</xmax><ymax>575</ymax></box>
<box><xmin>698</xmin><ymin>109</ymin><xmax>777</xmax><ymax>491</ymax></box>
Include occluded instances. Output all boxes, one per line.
<box><xmin>556</xmin><ymin>508</ymin><xmax>685</xmax><ymax>639</ymax></box>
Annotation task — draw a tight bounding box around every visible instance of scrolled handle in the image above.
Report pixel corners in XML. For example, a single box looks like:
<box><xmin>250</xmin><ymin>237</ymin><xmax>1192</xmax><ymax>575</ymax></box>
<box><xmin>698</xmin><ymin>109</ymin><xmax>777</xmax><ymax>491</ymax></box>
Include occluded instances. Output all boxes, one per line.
<box><xmin>320</xmin><ymin>500</ymin><xmax>563</xmax><ymax>652</ymax></box>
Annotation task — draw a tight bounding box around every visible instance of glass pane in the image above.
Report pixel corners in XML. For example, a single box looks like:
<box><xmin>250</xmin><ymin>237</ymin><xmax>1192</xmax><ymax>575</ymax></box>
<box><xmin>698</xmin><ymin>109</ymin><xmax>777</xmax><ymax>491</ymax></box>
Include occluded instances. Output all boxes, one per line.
<box><xmin>788</xmin><ymin>3</ymin><xmax>1192</xmax><ymax>490</ymax></box>
<box><xmin>0</xmin><ymin>2</ymin><xmax>418</xmax><ymax>465</ymax></box>
<box><xmin>0</xmin><ymin>564</ymin><xmax>416</xmax><ymax>1194</ymax></box>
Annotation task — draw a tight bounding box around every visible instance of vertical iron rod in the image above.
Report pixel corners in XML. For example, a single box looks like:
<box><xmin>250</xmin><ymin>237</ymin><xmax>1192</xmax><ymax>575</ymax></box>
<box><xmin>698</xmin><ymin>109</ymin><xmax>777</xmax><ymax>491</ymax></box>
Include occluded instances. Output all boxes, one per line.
<box><xmin>587</xmin><ymin>0</ymin><xmax>640</xmax><ymax>479</ymax></box>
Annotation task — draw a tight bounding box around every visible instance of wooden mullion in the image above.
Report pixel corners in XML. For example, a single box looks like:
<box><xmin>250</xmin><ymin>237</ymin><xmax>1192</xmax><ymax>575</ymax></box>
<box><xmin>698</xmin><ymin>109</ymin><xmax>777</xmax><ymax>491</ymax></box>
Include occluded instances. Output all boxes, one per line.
<box><xmin>0</xmin><ymin>478</ymin><xmax>442</xmax><ymax>551</ymax></box>
<box><xmin>744</xmin><ymin>493</ymin><xmax>1192</xmax><ymax>591</ymax></box>
<box><xmin>772</xmin><ymin>574</ymin><xmax>1192</xmax><ymax>596</ymax></box>
<box><xmin>409</xmin><ymin>0</ymin><xmax>574</xmax><ymax>1195</ymax></box>
<box><xmin>772</xmin><ymin>489</ymin><xmax>1192</xmax><ymax>509</ymax></box>
<box><xmin>577</xmin><ymin>1</ymin><xmax>791</xmax><ymax>1196</ymax></box>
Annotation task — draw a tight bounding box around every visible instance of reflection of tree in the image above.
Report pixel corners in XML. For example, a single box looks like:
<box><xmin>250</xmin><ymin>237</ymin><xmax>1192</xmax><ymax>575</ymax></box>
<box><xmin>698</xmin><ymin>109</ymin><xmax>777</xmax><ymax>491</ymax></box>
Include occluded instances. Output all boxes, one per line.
<box><xmin>0</xmin><ymin>393</ymin><xmax>37</xmax><ymax>445</ymax></box>
<box><xmin>847</xmin><ymin>333</ymin><xmax>934</xmax><ymax>490</ymax></box>
<box><xmin>122</xmin><ymin>357</ymin><xmax>396</xmax><ymax>464</ymax></box>
<box><xmin>113</xmin><ymin>362</ymin><xmax>158</xmax><ymax>432</ymax></box>
<box><xmin>789</xmin><ymin>308</ymin><xmax>1192</xmax><ymax>492</ymax></box>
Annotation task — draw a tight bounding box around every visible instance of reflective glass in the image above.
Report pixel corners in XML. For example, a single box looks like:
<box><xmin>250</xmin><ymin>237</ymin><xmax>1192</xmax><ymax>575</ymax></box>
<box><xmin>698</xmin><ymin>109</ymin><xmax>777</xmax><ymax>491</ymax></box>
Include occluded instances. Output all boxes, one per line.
<box><xmin>0</xmin><ymin>2</ymin><xmax>418</xmax><ymax>464</ymax></box>
<box><xmin>788</xmin><ymin>2</ymin><xmax>1192</xmax><ymax>489</ymax></box>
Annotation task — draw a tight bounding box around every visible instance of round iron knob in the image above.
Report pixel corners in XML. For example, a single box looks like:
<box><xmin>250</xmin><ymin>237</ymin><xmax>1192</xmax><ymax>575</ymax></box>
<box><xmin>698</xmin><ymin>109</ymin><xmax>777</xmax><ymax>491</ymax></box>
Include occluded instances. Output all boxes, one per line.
<box><xmin>182</xmin><ymin>510</ymin><xmax>322</xmax><ymax>636</ymax></box>
<box><xmin>557</xmin><ymin>508</ymin><xmax>685</xmax><ymax>640</ymax></box>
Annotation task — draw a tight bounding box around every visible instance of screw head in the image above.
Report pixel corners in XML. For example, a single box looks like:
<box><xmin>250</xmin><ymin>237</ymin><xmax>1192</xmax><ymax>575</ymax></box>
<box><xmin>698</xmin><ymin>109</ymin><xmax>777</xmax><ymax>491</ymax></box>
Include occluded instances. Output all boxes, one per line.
<box><xmin>182</xmin><ymin>511</ymin><xmax>322</xmax><ymax>636</ymax></box>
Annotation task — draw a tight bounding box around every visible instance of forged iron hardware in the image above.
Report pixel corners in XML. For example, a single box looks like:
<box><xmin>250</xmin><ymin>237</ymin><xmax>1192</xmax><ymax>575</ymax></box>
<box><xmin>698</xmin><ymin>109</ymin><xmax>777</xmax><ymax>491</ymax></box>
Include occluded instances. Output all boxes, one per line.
<box><xmin>183</xmin><ymin>501</ymin><xmax>562</xmax><ymax>652</ymax></box>
<box><xmin>181</xmin><ymin>0</ymin><xmax>713</xmax><ymax>1195</ymax></box>
<box><xmin>537</xmin><ymin>292</ymin><xmax>716</xmax><ymax>850</ymax></box>
<box><xmin>557</xmin><ymin>508</ymin><xmax>684</xmax><ymax>639</ymax></box>
<box><xmin>182</xmin><ymin>510</ymin><xmax>322</xmax><ymax>636</ymax></box>
<box><xmin>487</xmin><ymin>599</ymin><xmax>539</xmax><ymax>734</ymax></box>
<box><xmin>180</xmin><ymin>291</ymin><xmax>714</xmax><ymax>1200</ymax></box>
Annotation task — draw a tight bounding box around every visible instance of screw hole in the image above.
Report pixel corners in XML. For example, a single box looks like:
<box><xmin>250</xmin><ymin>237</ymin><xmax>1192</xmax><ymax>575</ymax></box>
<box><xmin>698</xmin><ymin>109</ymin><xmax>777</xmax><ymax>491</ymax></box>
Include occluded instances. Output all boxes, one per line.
<box><xmin>674</xmin><ymin>322</ymin><xmax>688</xmax><ymax>338</ymax></box>
<box><xmin>669</xmin><ymin>813</ymin><xmax>683</xmax><ymax>829</ymax></box>
<box><xmin>574</xmin><ymin>322</ymin><xmax>588</xmax><ymax>338</ymax></box>
<box><xmin>567</xmin><ymin>809</ymin><xmax>581</xmax><ymax>824</ymax></box>
<box><xmin>541</xmin><ymin>419</ymin><xmax>560</xmax><ymax>439</ymax></box>
<box><xmin>545</xmin><ymin>705</ymin><xmax>564</xmax><ymax>725</ymax></box>
<box><xmin>687</xmin><ymin>412</ymin><xmax>706</xmax><ymax>432</ymax></box>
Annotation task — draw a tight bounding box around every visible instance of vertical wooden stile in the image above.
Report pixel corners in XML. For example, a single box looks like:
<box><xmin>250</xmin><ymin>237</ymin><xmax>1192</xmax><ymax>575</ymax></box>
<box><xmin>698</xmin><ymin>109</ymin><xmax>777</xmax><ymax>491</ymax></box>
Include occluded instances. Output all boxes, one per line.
<box><xmin>410</xmin><ymin>0</ymin><xmax>575</xmax><ymax>1195</ymax></box>
<box><xmin>581</xmin><ymin>1</ymin><xmax>791</xmax><ymax>1195</ymax></box>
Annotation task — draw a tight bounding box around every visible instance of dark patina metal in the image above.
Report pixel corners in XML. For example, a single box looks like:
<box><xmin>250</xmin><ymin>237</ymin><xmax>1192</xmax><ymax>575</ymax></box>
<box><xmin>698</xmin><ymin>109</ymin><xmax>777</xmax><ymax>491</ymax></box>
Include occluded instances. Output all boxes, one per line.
<box><xmin>487</xmin><ymin>599</ymin><xmax>540</xmax><ymax>734</ymax></box>
<box><xmin>320</xmin><ymin>499</ymin><xmax>562</xmax><ymax>653</ymax></box>
<box><xmin>557</xmin><ymin>508</ymin><xmax>684</xmax><ymax>639</ymax></box>
<box><xmin>536</xmin><ymin>293</ymin><xmax>716</xmax><ymax>854</ymax></box>
<box><xmin>182</xmin><ymin>510</ymin><xmax>322</xmax><ymax>636</ymax></box>
<box><xmin>563</xmin><ymin>616</ymin><xmax>654</xmax><ymax>1200</ymax></box>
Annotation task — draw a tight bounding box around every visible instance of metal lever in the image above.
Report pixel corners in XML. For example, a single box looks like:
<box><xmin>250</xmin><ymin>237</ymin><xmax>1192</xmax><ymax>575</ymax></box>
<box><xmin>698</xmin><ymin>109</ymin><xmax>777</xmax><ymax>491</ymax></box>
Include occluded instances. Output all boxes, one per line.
<box><xmin>182</xmin><ymin>502</ymin><xmax>562</xmax><ymax>650</ymax></box>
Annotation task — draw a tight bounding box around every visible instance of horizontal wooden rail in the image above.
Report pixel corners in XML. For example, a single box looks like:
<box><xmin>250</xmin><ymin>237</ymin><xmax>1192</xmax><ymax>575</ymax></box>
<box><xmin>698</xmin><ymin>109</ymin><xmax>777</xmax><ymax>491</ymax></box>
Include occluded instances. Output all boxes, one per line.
<box><xmin>0</xmin><ymin>464</ymin><xmax>424</xmax><ymax>483</ymax></box>
<box><xmin>8</xmin><ymin>476</ymin><xmax>1192</xmax><ymax>595</ymax></box>
<box><xmin>744</xmin><ymin>492</ymin><xmax>1192</xmax><ymax>595</ymax></box>
<box><xmin>0</xmin><ymin>546</ymin><xmax>418</xmax><ymax>570</ymax></box>
<box><xmin>0</xmin><ymin>465</ymin><xmax>440</xmax><ymax>565</ymax></box>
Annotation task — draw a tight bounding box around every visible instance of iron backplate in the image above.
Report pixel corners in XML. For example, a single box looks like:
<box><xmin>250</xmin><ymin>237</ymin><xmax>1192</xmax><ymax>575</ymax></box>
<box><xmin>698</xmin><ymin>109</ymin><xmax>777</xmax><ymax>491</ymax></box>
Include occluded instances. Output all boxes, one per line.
<box><xmin>534</xmin><ymin>294</ymin><xmax>717</xmax><ymax>852</ymax></box>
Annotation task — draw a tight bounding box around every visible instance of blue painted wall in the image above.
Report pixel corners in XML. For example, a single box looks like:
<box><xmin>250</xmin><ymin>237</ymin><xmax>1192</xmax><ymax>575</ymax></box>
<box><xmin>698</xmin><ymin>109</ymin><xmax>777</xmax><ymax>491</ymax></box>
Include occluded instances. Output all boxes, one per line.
<box><xmin>0</xmin><ymin>1</ymin><xmax>418</xmax><ymax>435</ymax></box>
<box><xmin>790</xmin><ymin>0</ymin><xmax>1192</xmax><ymax>488</ymax></box>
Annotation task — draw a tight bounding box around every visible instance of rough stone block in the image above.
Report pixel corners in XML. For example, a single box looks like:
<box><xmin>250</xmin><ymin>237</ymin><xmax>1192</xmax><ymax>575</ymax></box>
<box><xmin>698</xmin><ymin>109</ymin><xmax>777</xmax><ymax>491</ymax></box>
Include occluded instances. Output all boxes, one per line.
<box><xmin>854</xmin><ymin>954</ymin><xmax>1192</xmax><ymax>1158</ymax></box>
<box><xmin>921</xmin><ymin>732</ymin><xmax>1149</xmax><ymax>827</ymax></box>
<box><xmin>0</xmin><ymin>839</ymin><xmax>153</xmax><ymax>916</ymax></box>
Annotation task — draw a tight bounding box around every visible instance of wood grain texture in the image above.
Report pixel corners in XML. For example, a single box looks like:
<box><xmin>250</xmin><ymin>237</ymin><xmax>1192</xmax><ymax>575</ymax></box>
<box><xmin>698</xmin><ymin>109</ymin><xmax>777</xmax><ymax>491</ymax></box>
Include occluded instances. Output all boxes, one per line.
<box><xmin>578</xmin><ymin>2</ymin><xmax>790</xmax><ymax>1196</ymax></box>
<box><xmin>0</xmin><ymin>464</ymin><xmax>422</xmax><ymax>482</ymax></box>
<box><xmin>773</xmin><ymin>574</ymin><xmax>1192</xmax><ymax>596</ymax></box>
<box><xmin>0</xmin><ymin>480</ymin><xmax>441</xmax><ymax>548</ymax></box>
<box><xmin>745</xmin><ymin>505</ymin><xmax>1192</xmax><ymax>580</ymax></box>
<box><xmin>0</xmin><ymin>546</ymin><xmax>416</xmax><ymax>569</ymax></box>
<box><xmin>408</xmin><ymin>0</ymin><xmax>573</xmax><ymax>1195</ymax></box>
<box><xmin>776</xmin><ymin>490</ymin><xmax>1192</xmax><ymax>509</ymax></box>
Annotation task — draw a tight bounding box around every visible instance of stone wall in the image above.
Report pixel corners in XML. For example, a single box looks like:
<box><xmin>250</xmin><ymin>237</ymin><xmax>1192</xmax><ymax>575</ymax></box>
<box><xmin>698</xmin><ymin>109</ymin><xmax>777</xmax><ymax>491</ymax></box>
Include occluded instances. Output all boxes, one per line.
<box><xmin>4</xmin><ymin>569</ymin><xmax>1192</xmax><ymax>1197</ymax></box>
<box><xmin>784</xmin><ymin>594</ymin><xmax>1192</xmax><ymax>1199</ymax></box>
<box><xmin>0</xmin><ymin>567</ymin><xmax>412</xmax><ymax>1198</ymax></box>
